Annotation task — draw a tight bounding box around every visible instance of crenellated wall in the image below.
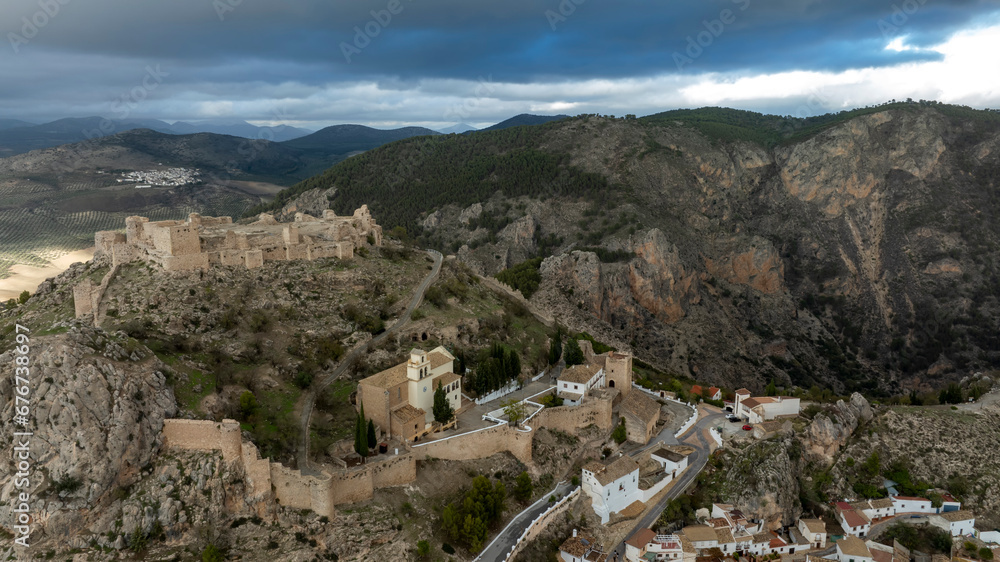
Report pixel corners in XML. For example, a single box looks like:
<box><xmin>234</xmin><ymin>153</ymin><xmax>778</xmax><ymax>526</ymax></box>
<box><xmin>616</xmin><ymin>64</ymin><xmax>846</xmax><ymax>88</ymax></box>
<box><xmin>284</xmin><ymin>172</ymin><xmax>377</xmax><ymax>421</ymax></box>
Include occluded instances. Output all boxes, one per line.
<box><xmin>161</xmin><ymin>418</ymin><xmax>416</xmax><ymax>519</ymax></box>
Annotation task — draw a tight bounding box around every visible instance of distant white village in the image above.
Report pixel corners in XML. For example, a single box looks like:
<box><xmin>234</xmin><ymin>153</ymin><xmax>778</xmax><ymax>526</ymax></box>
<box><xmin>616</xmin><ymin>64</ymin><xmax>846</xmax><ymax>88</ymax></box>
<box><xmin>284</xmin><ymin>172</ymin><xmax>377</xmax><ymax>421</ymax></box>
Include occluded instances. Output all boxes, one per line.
<box><xmin>117</xmin><ymin>167</ymin><xmax>201</xmax><ymax>187</ymax></box>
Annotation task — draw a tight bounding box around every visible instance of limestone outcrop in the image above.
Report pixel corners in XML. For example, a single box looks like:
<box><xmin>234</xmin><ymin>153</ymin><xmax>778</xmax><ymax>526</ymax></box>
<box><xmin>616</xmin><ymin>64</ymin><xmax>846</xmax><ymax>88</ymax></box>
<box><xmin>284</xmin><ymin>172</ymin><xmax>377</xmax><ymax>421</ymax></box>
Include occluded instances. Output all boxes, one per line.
<box><xmin>0</xmin><ymin>327</ymin><xmax>176</xmax><ymax>544</ymax></box>
<box><xmin>801</xmin><ymin>392</ymin><xmax>873</xmax><ymax>460</ymax></box>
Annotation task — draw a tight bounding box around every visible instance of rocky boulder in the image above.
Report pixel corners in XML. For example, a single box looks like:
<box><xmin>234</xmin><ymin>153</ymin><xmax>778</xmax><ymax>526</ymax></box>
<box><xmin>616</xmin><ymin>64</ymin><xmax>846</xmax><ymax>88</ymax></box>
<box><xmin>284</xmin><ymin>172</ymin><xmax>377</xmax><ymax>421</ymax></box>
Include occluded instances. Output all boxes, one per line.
<box><xmin>802</xmin><ymin>392</ymin><xmax>873</xmax><ymax>460</ymax></box>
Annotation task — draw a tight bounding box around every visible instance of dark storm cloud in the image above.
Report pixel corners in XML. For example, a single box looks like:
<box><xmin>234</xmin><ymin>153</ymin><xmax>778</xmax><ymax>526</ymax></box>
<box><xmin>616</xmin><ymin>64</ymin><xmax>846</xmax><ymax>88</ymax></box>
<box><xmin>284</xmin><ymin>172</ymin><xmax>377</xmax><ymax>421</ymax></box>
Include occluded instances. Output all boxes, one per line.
<box><xmin>1</xmin><ymin>0</ymin><xmax>997</xmax><ymax>125</ymax></box>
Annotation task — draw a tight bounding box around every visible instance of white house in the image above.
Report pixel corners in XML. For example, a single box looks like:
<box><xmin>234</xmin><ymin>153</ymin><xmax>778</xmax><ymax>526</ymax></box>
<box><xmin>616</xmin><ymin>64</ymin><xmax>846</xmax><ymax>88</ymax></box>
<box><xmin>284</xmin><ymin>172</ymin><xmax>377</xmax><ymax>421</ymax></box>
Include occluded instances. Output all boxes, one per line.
<box><xmin>681</xmin><ymin>526</ymin><xmax>719</xmax><ymax>551</ymax></box>
<box><xmin>838</xmin><ymin>508</ymin><xmax>872</xmax><ymax>538</ymax></box>
<box><xmin>835</xmin><ymin>536</ymin><xmax>873</xmax><ymax>562</ymax></box>
<box><xmin>745</xmin><ymin>532</ymin><xmax>782</xmax><ymax>556</ymax></box>
<box><xmin>652</xmin><ymin>447</ymin><xmax>690</xmax><ymax>479</ymax></box>
<box><xmin>861</xmin><ymin>498</ymin><xmax>896</xmax><ymax>520</ymax></box>
<box><xmin>891</xmin><ymin>496</ymin><xmax>934</xmax><ymax>514</ymax></box>
<box><xmin>558</xmin><ymin>363</ymin><xmax>605</xmax><ymax>406</ymax></box>
<box><xmin>980</xmin><ymin>530</ymin><xmax>1000</xmax><ymax>544</ymax></box>
<box><xmin>939</xmin><ymin>493</ymin><xmax>962</xmax><ymax>513</ymax></box>
<box><xmin>798</xmin><ymin>519</ymin><xmax>827</xmax><ymax>549</ymax></box>
<box><xmin>559</xmin><ymin>529</ymin><xmax>609</xmax><ymax>562</ymax></box>
<box><xmin>735</xmin><ymin>395</ymin><xmax>801</xmax><ymax>423</ymax></box>
<box><xmin>715</xmin><ymin>528</ymin><xmax>737</xmax><ymax>556</ymax></box>
<box><xmin>930</xmin><ymin>511</ymin><xmax>976</xmax><ymax>537</ymax></box>
<box><xmin>625</xmin><ymin>530</ymin><xmax>683</xmax><ymax>562</ymax></box>
<box><xmin>582</xmin><ymin>455</ymin><xmax>642</xmax><ymax>523</ymax></box>
<box><xmin>856</xmin><ymin>498</ymin><xmax>894</xmax><ymax>520</ymax></box>
<box><xmin>691</xmin><ymin>385</ymin><xmax>722</xmax><ymax>401</ymax></box>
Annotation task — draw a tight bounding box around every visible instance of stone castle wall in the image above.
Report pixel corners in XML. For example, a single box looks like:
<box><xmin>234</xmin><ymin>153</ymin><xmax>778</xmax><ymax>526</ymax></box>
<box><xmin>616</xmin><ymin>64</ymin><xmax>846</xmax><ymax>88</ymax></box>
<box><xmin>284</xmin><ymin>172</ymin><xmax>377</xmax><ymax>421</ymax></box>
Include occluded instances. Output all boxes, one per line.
<box><xmin>411</xmin><ymin>424</ymin><xmax>533</xmax><ymax>464</ymax></box>
<box><xmin>605</xmin><ymin>354</ymin><xmax>633</xmax><ymax>396</ymax></box>
<box><xmin>90</xmin><ymin>206</ymin><xmax>381</xmax><ymax>275</ymax></box>
<box><xmin>533</xmin><ymin>394</ymin><xmax>614</xmax><ymax>434</ymax></box>
<box><xmin>161</xmin><ymin>418</ymin><xmax>416</xmax><ymax>519</ymax></box>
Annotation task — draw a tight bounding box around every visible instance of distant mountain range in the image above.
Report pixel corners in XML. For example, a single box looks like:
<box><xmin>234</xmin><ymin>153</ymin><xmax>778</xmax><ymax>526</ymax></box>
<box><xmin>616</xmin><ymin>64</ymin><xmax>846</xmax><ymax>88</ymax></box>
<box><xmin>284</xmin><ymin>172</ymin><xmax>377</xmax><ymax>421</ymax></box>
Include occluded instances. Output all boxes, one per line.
<box><xmin>0</xmin><ymin>117</ymin><xmax>317</xmax><ymax>156</ymax></box>
<box><xmin>438</xmin><ymin>123</ymin><xmax>477</xmax><ymax>134</ymax></box>
<box><xmin>0</xmin><ymin>113</ymin><xmax>574</xmax><ymax>157</ymax></box>
<box><xmin>0</xmin><ymin>118</ymin><xmax>35</xmax><ymax>131</ymax></box>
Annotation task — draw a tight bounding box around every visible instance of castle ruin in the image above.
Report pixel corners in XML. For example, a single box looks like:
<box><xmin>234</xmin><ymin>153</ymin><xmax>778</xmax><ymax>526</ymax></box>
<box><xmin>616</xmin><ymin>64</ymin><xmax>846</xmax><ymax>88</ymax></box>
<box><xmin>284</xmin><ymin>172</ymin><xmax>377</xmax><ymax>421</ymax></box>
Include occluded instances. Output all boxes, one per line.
<box><xmin>74</xmin><ymin>206</ymin><xmax>383</xmax><ymax>321</ymax></box>
<box><xmin>93</xmin><ymin>205</ymin><xmax>382</xmax><ymax>272</ymax></box>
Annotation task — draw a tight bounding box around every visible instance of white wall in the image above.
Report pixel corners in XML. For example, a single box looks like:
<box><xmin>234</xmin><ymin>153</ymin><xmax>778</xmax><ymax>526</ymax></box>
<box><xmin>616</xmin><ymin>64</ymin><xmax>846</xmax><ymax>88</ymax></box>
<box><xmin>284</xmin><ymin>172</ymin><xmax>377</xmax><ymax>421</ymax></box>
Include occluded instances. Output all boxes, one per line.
<box><xmin>979</xmin><ymin>530</ymin><xmax>1000</xmax><ymax>544</ymax></box>
<box><xmin>582</xmin><ymin>466</ymin><xmax>641</xmax><ymax>523</ymax></box>
<box><xmin>892</xmin><ymin>498</ymin><xmax>934</xmax><ymax>514</ymax></box>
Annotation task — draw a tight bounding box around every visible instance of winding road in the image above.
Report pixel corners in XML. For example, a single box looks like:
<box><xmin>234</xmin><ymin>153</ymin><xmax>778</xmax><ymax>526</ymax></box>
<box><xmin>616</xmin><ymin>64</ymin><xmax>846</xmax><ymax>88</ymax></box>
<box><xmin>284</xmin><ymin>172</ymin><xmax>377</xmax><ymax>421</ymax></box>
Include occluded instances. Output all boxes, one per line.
<box><xmin>477</xmin><ymin>404</ymin><xmax>724</xmax><ymax>562</ymax></box>
<box><xmin>477</xmin><ymin>481</ymin><xmax>575</xmax><ymax>562</ymax></box>
<box><xmin>607</xmin><ymin>407</ymin><xmax>725</xmax><ymax>561</ymax></box>
<box><xmin>296</xmin><ymin>249</ymin><xmax>443</xmax><ymax>475</ymax></box>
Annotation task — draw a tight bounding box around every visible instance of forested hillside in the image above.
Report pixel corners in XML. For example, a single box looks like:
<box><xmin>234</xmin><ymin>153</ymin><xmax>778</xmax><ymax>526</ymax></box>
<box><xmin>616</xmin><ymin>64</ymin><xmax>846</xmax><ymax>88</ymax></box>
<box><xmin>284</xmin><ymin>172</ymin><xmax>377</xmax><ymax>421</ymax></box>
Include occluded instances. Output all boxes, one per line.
<box><xmin>252</xmin><ymin>103</ymin><xmax>1000</xmax><ymax>398</ymax></box>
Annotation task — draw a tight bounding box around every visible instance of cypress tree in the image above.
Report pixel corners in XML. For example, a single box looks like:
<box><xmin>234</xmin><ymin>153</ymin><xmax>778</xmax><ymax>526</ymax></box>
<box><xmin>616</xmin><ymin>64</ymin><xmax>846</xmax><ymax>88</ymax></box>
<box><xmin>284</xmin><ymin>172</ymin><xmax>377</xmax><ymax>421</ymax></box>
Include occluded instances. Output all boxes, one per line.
<box><xmin>354</xmin><ymin>413</ymin><xmax>364</xmax><ymax>456</ymax></box>
<box><xmin>367</xmin><ymin>419</ymin><xmax>377</xmax><ymax>449</ymax></box>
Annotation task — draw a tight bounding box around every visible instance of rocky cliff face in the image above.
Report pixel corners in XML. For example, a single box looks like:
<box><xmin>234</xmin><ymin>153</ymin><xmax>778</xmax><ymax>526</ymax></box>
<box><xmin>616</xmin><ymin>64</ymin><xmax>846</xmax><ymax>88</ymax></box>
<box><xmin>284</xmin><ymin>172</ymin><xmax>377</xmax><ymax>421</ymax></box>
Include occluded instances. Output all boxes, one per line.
<box><xmin>712</xmin><ymin>438</ymin><xmax>804</xmax><ymax>529</ymax></box>
<box><xmin>802</xmin><ymin>392</ymin><xmax>874</xmax><ymax>460</ymax></box>
<box><xmin>0</xmin><ymin>326</ymin><xmax>176</xmax><ymax>547</ymax></box>
<box><xmin>832</xmin><ymin>399</ymin><xmax>1000</xmax><ymax>528</ymax></box>
<box><xmin>401</xmin><ymin>107</ymin><xmax>1000</xmax><ymax>394</ymax></box>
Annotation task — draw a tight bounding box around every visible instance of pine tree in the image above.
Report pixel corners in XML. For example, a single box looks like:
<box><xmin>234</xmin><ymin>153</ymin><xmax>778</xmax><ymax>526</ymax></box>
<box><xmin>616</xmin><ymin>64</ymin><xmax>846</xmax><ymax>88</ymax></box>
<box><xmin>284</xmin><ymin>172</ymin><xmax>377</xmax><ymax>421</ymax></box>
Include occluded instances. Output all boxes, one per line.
<box><xmin>513</xmin><ymin>472</ymin><xmax>533</xmax><ymax>503</ymax></box>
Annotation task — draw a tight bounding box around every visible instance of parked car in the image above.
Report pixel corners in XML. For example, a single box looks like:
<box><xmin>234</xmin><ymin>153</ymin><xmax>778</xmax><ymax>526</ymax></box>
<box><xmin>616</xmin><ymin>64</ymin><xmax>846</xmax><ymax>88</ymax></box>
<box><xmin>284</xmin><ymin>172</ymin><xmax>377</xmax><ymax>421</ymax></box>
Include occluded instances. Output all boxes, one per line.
<box><xmin>742</xmin><ymin>424</ymin><xmax>753</xmax><ymax>431</ymax></box>
<box><xmin>727</xmin><ymin>415</ymin><xmax>740</xmax><ymax>422</ymax></box>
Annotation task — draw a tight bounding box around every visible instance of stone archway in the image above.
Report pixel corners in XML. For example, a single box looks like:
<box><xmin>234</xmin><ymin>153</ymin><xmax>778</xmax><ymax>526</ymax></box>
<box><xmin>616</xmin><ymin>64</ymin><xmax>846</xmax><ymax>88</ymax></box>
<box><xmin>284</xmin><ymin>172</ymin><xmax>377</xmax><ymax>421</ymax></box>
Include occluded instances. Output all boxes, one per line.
<box><xmin>609</xmin><ymin>380</ymin><xmax>615</xmax><ymax>388</ymax></box>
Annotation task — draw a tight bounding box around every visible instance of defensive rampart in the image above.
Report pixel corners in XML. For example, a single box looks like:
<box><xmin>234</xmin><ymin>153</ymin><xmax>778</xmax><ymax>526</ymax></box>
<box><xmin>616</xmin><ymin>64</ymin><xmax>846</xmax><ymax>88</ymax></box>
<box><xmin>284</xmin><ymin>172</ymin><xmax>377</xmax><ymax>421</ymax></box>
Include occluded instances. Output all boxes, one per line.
<box><xmin>161</xmin><ymin>419</ymin><xmax>416</xmax><ymax>519</ymax></box>
<box><xmin>411</xmin><ymin>423</ymin><xmax>533</xmax><ymax>464</ymax></box>
<box><xmin>532</xmin><ymin>394</ymin><xmax>614</xmax><ymax>434</ymax></box>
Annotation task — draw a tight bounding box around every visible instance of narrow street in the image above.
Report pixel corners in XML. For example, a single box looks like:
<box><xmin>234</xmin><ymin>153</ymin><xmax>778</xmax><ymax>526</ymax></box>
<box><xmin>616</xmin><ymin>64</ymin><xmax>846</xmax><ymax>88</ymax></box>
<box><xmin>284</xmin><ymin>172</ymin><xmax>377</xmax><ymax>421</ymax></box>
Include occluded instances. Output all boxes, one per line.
<box><xmin>478</xmin><ymin>402</ymin><xmax>723</xmax><ymax>561</ymax></box>
<box><xmin>477</xmin><ymin>481</ymin><xmax>575</xmax><ymax>562</ymax></box>
<box><xmin>607</xmin><ymin>406</ymin><xmax>724</xmax><ymax>561</ymax></box>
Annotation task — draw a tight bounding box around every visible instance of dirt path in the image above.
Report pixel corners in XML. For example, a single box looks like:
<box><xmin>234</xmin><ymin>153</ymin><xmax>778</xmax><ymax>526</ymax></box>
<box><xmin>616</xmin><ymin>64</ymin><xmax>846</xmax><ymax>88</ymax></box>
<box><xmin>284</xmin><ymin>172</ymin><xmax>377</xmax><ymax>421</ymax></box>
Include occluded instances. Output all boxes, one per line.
<box><xmin>296</xmin><ymin>249</ymin><xmax>443</xmax><ymax>474</ymax></box>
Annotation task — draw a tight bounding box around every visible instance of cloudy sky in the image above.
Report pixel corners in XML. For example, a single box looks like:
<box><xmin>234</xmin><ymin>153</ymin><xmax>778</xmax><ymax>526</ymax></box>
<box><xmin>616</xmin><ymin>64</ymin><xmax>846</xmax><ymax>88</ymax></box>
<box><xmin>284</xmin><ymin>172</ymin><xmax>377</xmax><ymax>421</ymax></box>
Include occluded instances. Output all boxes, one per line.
<box><xmin>2</xmin><ymin>0</ymin><xmax>999</xmax><ymax>130</ymax></box>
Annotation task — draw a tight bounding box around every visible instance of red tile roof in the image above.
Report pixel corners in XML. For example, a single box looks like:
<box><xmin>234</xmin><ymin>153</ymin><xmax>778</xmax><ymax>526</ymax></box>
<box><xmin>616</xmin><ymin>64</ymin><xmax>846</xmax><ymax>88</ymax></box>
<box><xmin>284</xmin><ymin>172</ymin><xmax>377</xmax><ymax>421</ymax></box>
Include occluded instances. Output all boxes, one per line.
<box><xmin>626</xmin><ymin>529</ymin><xmax>656</xmax><ymax>549</ymax></box>
<box><xmin>841</xmin><ymin>509</ymin><xmax>870</xmax><ymax>528</ymax></box>
<box><xmin>872</xmin><ymin>549</ymin><xmax>894</xmax><ymax>562</ymax></box>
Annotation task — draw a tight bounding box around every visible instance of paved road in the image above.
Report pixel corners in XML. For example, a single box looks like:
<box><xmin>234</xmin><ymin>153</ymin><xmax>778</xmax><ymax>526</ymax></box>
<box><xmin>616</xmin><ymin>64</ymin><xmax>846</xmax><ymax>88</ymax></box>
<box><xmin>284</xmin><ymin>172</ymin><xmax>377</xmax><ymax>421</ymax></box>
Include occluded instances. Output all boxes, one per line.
<box><xmin>608</xmin><ymin>406</ymin><xmax>725</xmax><ymax>560</ymax></box>
<box><xmin>296</xmin><ymin>249</ymin><xmax>443</xmax><ymax>474</ymax></box>
<box><xmin>477</xmin><ymin>481</ymin><xmax>575</xmax><ymax>562</ymax></box>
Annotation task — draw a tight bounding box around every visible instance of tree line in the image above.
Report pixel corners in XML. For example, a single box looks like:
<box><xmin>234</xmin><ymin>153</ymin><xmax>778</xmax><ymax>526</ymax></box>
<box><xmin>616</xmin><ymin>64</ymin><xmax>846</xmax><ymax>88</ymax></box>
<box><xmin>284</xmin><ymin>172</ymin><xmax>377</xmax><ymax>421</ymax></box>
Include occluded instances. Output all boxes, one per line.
<box><xmin>463</xmin><ymin>342</ymin><xmax>522</xmax><ymax>396</ymax></box>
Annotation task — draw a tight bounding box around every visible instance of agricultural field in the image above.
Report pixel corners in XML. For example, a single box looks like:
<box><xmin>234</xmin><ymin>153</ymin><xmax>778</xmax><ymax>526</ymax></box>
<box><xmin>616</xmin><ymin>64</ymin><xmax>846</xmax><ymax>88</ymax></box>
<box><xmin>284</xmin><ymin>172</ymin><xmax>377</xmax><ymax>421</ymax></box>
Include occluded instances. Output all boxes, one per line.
<box><xmin>0</xmin><ymin>173</ymin><xmax>261</xmax><ymax>279</ymax></box>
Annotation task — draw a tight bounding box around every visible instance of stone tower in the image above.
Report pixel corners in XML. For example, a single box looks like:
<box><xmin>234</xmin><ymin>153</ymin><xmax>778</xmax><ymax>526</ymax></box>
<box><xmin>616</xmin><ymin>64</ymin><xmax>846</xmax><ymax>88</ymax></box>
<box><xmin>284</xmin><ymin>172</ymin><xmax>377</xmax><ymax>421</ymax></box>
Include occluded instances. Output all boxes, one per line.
<box><xmin>604</xmin><ymin>351</ymin><xmax>633</xmax><ymax>395</ymax></box>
